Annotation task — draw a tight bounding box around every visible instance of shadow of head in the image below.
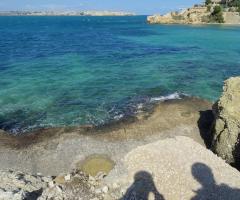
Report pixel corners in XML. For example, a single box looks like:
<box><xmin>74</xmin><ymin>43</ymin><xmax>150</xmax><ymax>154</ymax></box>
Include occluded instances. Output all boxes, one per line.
<box><xmin>120</xmin><ymin>170</ymin><xmax>165</xmax><ymax>200</ymax></box>
<box><xmin>134</xmin><ymin>171</ymin><xmax>154</xmax><ymax>183</ymax></box>
<box><xmin>191</xmin><ymin>163</ymin><xmax>240</xmax><ymax>200</ymax></box>
<box><xmin>192</xmin><ymin>162</ymin><xmax>216</xmax><ymax>187</ymax></box>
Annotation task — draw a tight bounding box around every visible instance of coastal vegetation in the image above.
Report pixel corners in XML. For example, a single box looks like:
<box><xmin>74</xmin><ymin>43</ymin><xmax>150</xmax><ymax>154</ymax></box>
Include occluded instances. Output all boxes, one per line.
<box><xmin>210</xmin><ymin>5</ymin><xmax>225</xmax><ymax>23</ymax></box>
<box><xmin>205</xmin><ymin>0</ymin><xmax>212</xmax><ymax>5</ymax></box>
<box><xmin>228</xmin><ymin>0</ymin><xmax>240</xmax><ymax>12</ymax></box>
<box><xmin>228</xmin><ymin>0</ymin><xmax>240</xmax><ymax>7</ymax></box>
<box><xmin>206</xmin><ymin>0</ymin><xmax>240</xmax><ymax>13</ymax></box>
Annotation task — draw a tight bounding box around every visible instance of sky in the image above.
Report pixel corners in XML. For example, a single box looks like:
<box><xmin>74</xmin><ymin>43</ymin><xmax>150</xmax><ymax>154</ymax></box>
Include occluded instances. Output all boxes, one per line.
<box><xmin>0</xmin><ymin>0</ymin><xmax>203</xmax><ymax>14</ymax></box>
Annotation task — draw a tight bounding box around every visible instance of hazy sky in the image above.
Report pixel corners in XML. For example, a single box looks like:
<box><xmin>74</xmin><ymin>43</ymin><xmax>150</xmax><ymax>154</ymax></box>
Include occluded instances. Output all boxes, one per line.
<box><xmin>0</xmin><ymin>0</ymin><xmax>203</xmax><ymax>14</ymax></box>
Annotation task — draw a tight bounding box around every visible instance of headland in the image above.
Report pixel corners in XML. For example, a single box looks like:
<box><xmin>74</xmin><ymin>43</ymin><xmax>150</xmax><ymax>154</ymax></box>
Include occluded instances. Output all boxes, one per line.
<box><xmin>147</xmin><ymin>0</ymin><xmax>240</xmax><ymax>24</ymax></box>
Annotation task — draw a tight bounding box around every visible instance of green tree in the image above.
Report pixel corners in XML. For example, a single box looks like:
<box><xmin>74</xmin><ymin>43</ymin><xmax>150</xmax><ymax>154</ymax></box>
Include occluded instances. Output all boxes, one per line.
<box><xmin>210</xmin><ymin>5</ymin><xmax>224</xmax><ymax>23</ymax></box>
<box><xmin>207</xmin><ymin>5</ymin><xmax>211</xmax><ymax>12</ymax></box>
<box><xmin>229</xmin><ymin>0</ymin><xmax>240</xmax><ymax>7</ymax></box>
<box><xmin>212</xmin><ymin>5</ymin><xmax>222</xmax><ymax>14</ymax></box>
<box><xmin>205</xmin><ymin>0</ymin><xmax>212</xmax><ymax>5</ymax></box>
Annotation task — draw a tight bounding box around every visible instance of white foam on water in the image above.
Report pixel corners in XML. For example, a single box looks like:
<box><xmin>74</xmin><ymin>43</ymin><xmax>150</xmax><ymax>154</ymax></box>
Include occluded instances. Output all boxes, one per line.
<box><xmin>113</xmin><ymin>114</ymin><xmax>124</xmax><ymax>120</ymax></box>
<box><xmin>150</xmin><ymin>92</ymin><xmax>184</xmax><ymax>103</ymax></box>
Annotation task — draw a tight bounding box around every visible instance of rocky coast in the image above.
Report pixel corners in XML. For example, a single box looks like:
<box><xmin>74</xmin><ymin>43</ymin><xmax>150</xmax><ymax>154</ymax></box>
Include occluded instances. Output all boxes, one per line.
<box><xmin>0</xmin><ymin>77</ymin><xmax>240</xmax><ymax>199</ymax></box>
<box><xmin>147</xmin><ymin>1</ymin><xmax>240</xmax><ymax>24</ymax></box>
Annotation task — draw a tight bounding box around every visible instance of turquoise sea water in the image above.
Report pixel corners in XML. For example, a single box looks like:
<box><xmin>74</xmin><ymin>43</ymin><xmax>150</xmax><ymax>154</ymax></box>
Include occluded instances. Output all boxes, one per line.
<box><xmin>0</xmin><ymin>16</ymin><xmax>240</xmax><ymax>134</ymax></box>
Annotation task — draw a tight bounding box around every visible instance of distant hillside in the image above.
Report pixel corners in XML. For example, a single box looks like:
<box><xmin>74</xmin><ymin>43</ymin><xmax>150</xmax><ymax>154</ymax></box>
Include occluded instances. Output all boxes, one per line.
<box><xmin>0</xmin><ymin>10</ymin><xmax>135</xmax><ymax>16</ymax></box>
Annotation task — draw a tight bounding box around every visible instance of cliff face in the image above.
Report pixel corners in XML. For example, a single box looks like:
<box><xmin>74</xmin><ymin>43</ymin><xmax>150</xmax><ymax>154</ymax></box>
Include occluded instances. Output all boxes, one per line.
<box><xmin>147</xmin><ymin>7</ymin><xmax>210</xmax><ymax>24</ymax></box>
<box><xmin>224</xmin><ymin>12</ymin><xmax>240</xmax><ymax>24</ymax></box>
<box><xmin>212</xmin><ymin>77</ymin><xmax>240</xmax><ymax>166</ymax></box>
<box><xmin>147</xmin><ymin>6</ymin><xmax>240</xmax><ymax>24</ymax></box>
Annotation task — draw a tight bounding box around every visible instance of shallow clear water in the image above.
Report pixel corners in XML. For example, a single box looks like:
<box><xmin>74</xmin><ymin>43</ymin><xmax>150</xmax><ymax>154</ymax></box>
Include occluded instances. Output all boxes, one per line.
<box><xmin>0</xmin><ymin>16</ymin><xmax>240</xmax><ymax>134</ymax></box>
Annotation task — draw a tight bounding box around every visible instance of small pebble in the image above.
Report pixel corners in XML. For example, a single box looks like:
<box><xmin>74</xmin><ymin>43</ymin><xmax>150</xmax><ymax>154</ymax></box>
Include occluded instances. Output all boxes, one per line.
<box><xmin>112</xmin><ymin>183</ymin><xmax>118</xmax><ymax>189</ymax></box>
<box><xmin>48</xmin><ymin>181</ymin><xmax>55</xmax><ymax>188</ymax></box>
<box><xmin>95</xmin><ymin>172</ymin><xmax>107</xmax><ymax>180</ymax></box>
<box><xmin>42</xmin><ymin>176</ymin><xmax>52</xmax><ymax>183</ymax></box>
<box><xmin>64</xmin><ymin>174</ymin><xmax>71</xmax><ymax>181</ymax></box>
<box><xmin>102</xmin><ymin>186</ymin><xmax>109</xmax><ymax>193</ymax></box>
<box><xmin>90</xmin><ymin>186</ymin><xmax>95</xmax><ymax>192</ymax></box>
<box><xmin>121</xmin><ymin>188</ymin><xmax>126</xmax><ymax>195</ymax></box>
<box><xmin>95</xmin><ymin>189</ymin><xmax>102</xmax><ymax>194</ymax></box>
<box><xmin>89</xmin><ymin>175</ymin><xmax>95</xmax><ymax>182</ymax></box>
<box><xmin>56</xmin><ymin>185</ymin><xmax>62</xmax><ymax>193</ymax></box>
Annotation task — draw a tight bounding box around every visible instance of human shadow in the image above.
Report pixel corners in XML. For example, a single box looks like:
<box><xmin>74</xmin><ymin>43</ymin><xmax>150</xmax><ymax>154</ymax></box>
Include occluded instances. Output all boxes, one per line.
<box><xmin>120</xmin><ymin>171</ymin><xmax>165</xmax><ymax>200</ymax></box>
<box><xmin>197</xmin><ymin>110</ymin><xmax>214</xmax><ymax>149</ymax></box>
<box><xmin>191</xmin><ymin>162</ymin><xmax>240</xmax><ymax>200</ymax></box>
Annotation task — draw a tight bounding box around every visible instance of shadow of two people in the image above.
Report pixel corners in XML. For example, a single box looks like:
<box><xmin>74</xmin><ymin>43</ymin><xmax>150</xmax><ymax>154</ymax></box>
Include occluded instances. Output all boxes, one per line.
<box><xmin>120</xmin><ymin>163</ymin><xmax>240</xmax><ymax>200</ymax></box>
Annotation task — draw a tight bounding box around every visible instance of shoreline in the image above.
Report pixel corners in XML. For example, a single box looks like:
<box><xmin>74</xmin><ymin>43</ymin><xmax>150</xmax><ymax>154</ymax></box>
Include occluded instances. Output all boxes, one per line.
<box><xmin>0</xmin><ymin>96</ymin><xmax>214</xmax><ymax>175</ymax></box>
<box><xmin>1</xmin><ymin>78</ymin><xmax>240</xmax><ymax>200</ymax></box>
<box><xmin>147</xmin><ymin>20</ymin><xmax>240</xmax><ymax>26</ymax></box>
<box><xmin>0</xmin><ymin>95</ymin><xmax>212</xmax><ymax>142</ymax></box>
<box><xmin>0</xmin><ymin>92</ymin><xmax>188</xmax><ymax>135</ymax></box>
<box><xmin>147</xmin><ymin>5</ymin><xmax>240</xmax><ymax>25</ymax></box>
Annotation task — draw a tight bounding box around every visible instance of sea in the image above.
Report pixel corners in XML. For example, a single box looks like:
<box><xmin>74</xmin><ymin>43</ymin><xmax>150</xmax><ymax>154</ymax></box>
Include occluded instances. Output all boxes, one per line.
<box><xmin>0</xmin><ymin>16</ymin><xmax>240</xmax><ymax>134</ymax></box>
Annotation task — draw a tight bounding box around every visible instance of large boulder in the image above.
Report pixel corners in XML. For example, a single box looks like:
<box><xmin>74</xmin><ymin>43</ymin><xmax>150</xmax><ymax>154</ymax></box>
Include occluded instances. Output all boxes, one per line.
<box><xmin>212</xmin><ymin>77</ymin><xmax>240</xmax><ymax>166</ymax></box>
<box><xmin>105</xmin><ymin>136</ymin><xmax>240</xmax><ymax>200</ymax></box>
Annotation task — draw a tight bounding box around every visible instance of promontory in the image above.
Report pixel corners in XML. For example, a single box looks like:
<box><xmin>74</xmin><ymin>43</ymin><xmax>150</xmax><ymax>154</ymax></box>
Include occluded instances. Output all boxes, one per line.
<box><xmin>147</xmin><ymin>0</ymin><xmax>240</xmax><ymax>24</ymax></box>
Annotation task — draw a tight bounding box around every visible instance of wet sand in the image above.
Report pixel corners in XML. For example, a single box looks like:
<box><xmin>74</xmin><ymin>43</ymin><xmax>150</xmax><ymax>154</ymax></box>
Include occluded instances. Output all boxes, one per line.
<box><xmin>0</xmin><ymin>97</ymin><xmax>214</xmax><ymax>175</ymax></box>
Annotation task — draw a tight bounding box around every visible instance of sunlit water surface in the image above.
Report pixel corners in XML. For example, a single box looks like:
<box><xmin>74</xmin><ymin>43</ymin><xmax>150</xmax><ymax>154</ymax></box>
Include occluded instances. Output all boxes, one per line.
<box><xmin>0</xmin><ymin>16</ymin><xmax>240</xmax><ymax>134</ymax></box>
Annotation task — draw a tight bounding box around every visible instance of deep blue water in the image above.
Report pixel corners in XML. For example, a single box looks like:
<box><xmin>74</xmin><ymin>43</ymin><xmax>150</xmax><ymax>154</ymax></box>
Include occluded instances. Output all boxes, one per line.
<box><xmin>0</xmin><ymin>16</ymin><xmax>240</xmax><ymax>134</ymax></box>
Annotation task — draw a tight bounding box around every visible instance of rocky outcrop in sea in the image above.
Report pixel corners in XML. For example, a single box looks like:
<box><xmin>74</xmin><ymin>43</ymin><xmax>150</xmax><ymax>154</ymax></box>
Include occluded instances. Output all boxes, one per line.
<box><xmin>147</xmin><ymin>5</ymin><xmax>240</xmax><ymax>24</ymax></box>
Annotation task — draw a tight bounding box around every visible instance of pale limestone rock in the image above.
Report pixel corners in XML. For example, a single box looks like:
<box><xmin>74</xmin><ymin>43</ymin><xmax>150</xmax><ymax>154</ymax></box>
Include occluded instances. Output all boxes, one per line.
<box><xmin>102</xmin><ymin>186</ymin><xmax>109</xmax><ymax>193</ymax></box>
<box><xmin>223</xmin><ymin>12</ymin><xmax>240</xmax><ymax>24</ymax></box>
<box><xmin>147</xmin><ymin>6</ymin><xmax>209</xmax><ymax>24</ymax></box>
<box><xmin>147</xmin><ymin>6</ymin><xmax>240</xmax><ymax>24</ymax></box>
<box><xmin>54</xmin><ymin>175</ymin><xmax>66</xmax><ymax>185</ymax></box>
<box><xmin>212</xmin><ymin>77</ymin><xmax>240</xmax><ymax>165</ymax></box>
<box><xmin>0</xmin><ymin>188</ymin><xmax>25</xmax><ymax>200</ymax></box>
<box><xmin>49</xmin><ymin>181</ymin><xmax>55</xmax><ymax>188</ymax></box>
<box><xmin>64</xmin><ymin>174</ymin><xmax>71</xmax><ymax>181</ymax></box>
<box><xmin>0</xmin><ymin>170</ymin><xmax>47</xmax><ymax>200</ymax></box>
<box><xmin>106</xmin><ymin>136</ymin><xmax>240</xmax><ymax>200</ymax></box>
